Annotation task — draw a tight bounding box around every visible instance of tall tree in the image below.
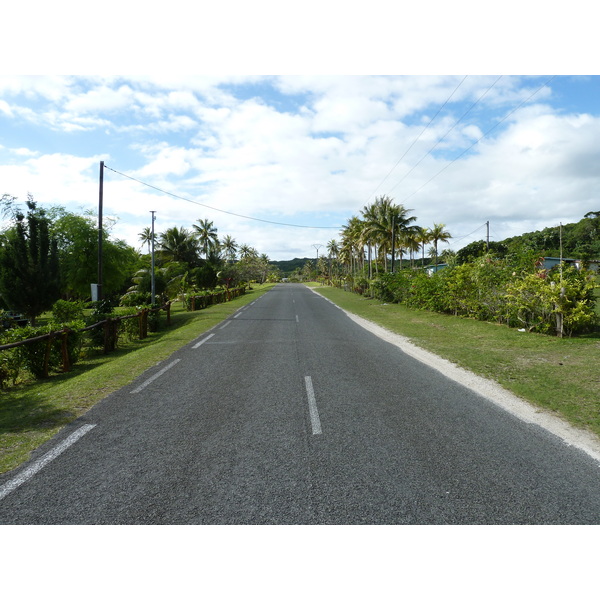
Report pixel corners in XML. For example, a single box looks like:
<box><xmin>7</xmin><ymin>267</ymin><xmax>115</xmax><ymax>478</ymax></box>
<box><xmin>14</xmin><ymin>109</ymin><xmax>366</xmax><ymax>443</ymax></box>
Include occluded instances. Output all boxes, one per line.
<box><xmin>340</xmin><ymin>216</ymin><xmax>365</xmax><ymax>276</ymax></box>
<box><xmin>0</xmin><ymin>198</ymin><xmax>60</xmax><ymax>325</ymax></box>
<box><xmin>416</xmin><ymin>227</ymin><xmax>432</xmax><ymax>268</ymax></box>
<box><xmin>238</xmin><ymin>244</ymin><xmax>256</xmax><ymax>260</ymax></box>
<box><xmin>326</xmin><ymin>239</ymin><xmax>339</xmax><ymax>279</ymax></box>
<box><xmin>402</xmin><ymin>228</ymin><xmax>422</xmax><ymax>269</ymax></box>
<box><xmin>158</xmin><ymin>227</ymin><xmax>200</xmax><ymax>266</ymax></box>
<box><xmin>221</xmin><ymin>235</ymin><xmax>238</xmax><ymax>264</ymax></box>
<box><xmin>138</xmin><ymin>226</ymin><xmax>154</xmax><ymax>254</ymax></box>
<box><xmin>52</xmin><ymin>210</ymin><xmax>139</xmax><ymax>299</ymax></box>
<box><xmin>193</xmin><ymin>218</ymin><xmax>218</xmax><ymax>258</ymax></box>
<box><xmin>429</xmin><ymin>223</ymin><xmax>452</xmax><ymax>269</ymax></box>
<box><xmin>361</xmin><ymin>196</ymin><xmax>417</xmax><ymax>272</ymax></box>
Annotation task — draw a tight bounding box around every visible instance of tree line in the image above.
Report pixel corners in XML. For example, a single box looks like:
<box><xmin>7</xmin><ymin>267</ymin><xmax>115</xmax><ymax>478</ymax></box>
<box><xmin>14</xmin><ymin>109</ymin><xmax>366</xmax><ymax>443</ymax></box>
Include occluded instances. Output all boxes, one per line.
<box><xmin>315</xmin><ymin>197</ymin><xmax>599</xmax><ymax>338</ymax></box>
<box><xmin>0</xmin><ymin>194</ymin><xmax>278</xmax><ymax>325</ymax></box>
<box><xmin>290</xmin><ymin>195</ymin><xmax>452</xmax><ymax>282</ymax></box>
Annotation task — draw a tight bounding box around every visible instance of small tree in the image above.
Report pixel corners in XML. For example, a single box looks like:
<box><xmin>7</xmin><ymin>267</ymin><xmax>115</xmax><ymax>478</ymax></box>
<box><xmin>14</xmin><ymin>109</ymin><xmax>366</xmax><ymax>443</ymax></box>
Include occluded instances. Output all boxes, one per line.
<box><xmin>0</xmin><ymin>198</ymin><xmax>60</xmax><ymax>325</ymax></box>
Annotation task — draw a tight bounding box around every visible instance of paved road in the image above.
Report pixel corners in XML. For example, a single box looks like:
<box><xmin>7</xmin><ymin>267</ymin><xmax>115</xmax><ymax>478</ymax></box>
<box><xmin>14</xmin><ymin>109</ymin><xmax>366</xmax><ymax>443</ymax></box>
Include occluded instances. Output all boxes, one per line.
<box><xmin>1</xmin><ymin>283</ymin><xmax>600</xmax><ymax>524</ymax></box>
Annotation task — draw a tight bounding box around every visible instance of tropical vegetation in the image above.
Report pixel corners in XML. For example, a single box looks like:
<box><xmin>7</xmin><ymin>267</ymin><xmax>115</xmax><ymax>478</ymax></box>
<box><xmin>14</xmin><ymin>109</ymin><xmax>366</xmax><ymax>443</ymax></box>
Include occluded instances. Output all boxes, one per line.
<box><xmin>310</xmin><ymin>197</ymin><xmax>599</xmax><ymax>338</ymax></box>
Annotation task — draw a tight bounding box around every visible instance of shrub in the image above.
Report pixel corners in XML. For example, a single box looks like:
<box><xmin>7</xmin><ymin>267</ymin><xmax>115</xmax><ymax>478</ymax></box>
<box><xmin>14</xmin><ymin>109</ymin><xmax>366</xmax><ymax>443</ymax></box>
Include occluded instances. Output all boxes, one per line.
<box><xmin>120</xmin><ymin>291</ymin><xmax>152</xmax><ymax>307</ymax></box>
<box><xmin>86</xmin><ymin>299</ymin><xmax>114</xmax><ymax>348</ymax></box>
<box><xmin>52</xmin><ymin>299</ymin><xmax>85</xmax><ymax>324</ymax></box>
<box><xmin>0</xmin><ymin>328</ymin><xmax>23</xmax><ymax>386</ymax></box>
<box><xmin>504</xmin><ymin>266</ymin><xmax>598</xmax><ymax>335</ymax></box>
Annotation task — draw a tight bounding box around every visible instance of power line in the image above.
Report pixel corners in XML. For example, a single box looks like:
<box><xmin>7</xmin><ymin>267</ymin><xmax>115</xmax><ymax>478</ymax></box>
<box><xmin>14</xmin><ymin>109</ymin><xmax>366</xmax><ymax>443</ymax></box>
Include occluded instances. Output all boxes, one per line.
<box><xmin>103</xmin><ymin>164</ymin><xmax>342</xmax><ymax>230</ymax></box>
<box><xmin>365</xmin><ymin>75</ymin><xmax>468</xmax><ymax>203</ymax></box>
<box><xmin>399</xmin><ymin>76</ymin><xmax>556</xmax><ymax>205</ymax></box>
<box><xmin>387</xmin><ymin>76</ymin><xmax>503</xmax><ymax>196</ymax></box>
<box><xmin>446</xmin><ymin>222</ymin><xmax>488</xmax><ymax>250</ymax></box>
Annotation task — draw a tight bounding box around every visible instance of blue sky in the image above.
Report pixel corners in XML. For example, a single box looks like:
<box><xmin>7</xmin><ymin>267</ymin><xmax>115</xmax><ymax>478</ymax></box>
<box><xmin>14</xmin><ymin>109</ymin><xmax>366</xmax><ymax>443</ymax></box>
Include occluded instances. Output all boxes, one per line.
<box><xmin>2</xmin><ymin>74</ymin><xmax>598</xmax><ymax>261</ymax></box>
<box><xmin>1</xmin><ymin>6</ymin><xmax>599</xmax><ymax>262</ymax></box>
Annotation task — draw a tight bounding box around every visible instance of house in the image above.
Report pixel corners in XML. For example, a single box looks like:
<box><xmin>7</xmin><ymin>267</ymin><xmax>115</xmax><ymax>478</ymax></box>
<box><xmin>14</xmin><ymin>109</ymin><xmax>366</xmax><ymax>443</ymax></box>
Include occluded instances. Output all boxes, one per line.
<box><xmin>542</xmin><ymin>257</ymin><xmax>599</xmax><ymax>272</ymax></box>
<box><xmin>425</xmin><ymin>263</ymin><xmax>448</xmax><ymax>275</ymax></box>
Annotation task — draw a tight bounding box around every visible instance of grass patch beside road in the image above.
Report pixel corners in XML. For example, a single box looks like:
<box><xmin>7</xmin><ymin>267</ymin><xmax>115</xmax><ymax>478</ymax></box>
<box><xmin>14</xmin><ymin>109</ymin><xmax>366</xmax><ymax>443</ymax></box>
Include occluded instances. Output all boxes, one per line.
<box><xmin>0</xmin><ymin>284</ymin><xmax>274</xmax><ymax>474</ymax></box>
<box><xmin>311</xmin><ymin>284</ymin><xmax>600</xmax><ymax>440</ymax></box>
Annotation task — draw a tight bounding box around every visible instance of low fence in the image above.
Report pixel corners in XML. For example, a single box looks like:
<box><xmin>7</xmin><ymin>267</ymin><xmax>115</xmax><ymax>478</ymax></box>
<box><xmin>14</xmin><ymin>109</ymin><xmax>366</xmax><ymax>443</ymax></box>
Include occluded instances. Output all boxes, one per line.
<box><xmin>185</xmin><ymin>286</ymin><xmax>245</xmax><ymax>311</ymax></box>
<box><xmin>0</xmin><ymin>287</ymin><xmax>247</xmax><ymax>385</ymax></box>
<box><xmin>0</xmin><ymin>302</ymin><xmax>171</xmax><ymax>381</ymax></box>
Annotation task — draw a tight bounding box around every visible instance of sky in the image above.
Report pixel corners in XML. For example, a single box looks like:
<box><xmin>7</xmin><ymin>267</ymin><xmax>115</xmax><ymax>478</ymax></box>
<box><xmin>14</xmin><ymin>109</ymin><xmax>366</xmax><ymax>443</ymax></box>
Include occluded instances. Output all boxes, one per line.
<box><xmin>3</xmin><ymin>73</ymin><xmax>598</xmax><ymax>262</ymax></box>
<box><xmin>1</xmin><ymin>3</ymin><xmax>599</xmax><ymax>262</ymax></box>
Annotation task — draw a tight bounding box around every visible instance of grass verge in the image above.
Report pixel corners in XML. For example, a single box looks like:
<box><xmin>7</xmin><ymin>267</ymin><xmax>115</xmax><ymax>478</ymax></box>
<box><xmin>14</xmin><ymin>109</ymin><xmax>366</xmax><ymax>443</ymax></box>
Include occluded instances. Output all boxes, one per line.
<box><xmin>0</xmin><ymin>284</ymin><xmax>275</xmax><ymax>474</ymax></box>
<box><xmin>311</xmin><ymin>284</ymin><xmax>600</xmax><ymax>440</ymax></box>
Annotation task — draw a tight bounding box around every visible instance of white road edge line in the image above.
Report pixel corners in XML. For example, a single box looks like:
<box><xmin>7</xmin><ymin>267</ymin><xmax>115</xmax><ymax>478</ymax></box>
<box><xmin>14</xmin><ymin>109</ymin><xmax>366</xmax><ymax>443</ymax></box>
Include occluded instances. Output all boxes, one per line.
<box><xmin>304</xmin><ymin>376</ymin><xmax>322</xmax><ymax>435</ymax></box>
<box><xmin>193</xmin><ymin>333</ymin><xmax>215</xmax><ymax>349</ymax></box>
<box><xmin>0</xmin><ymin>424</ymin><xmax>96</xmax><ymax>501</ymax></box>
<box><xmin>306</xmin><ymin>287</ymin><xmax>600</xmax><ymax>464</ymax></box>
<box><xmin>296</xmin><ymin>315</ymin><xmax>299</xmax><ymax>323</ymax></box>
<box><xmin>220</xmin><ymin>321</ymin><xmax>231</xmax><ymax>329</ymax></box>
<box><xmin>130</xmin><ymin>359</ymin><xmax>181</xmax><ymax>394</ymax></box>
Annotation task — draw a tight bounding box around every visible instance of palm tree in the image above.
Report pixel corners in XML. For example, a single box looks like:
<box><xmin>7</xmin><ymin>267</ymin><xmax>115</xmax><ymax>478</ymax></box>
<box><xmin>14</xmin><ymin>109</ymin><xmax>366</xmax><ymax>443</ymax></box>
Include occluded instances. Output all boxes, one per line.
<box><xmin>361</xmin><ymin>196</ymin><xmax>418</xmax><ymax>272</ymax></box>
<box><xmin>138</xmin><ymin>226</ymin><xmax>154</xmax><ymax>254</ymax></box>
<box><xmin>193</xmin><ymin>218</ymin><xmax>218</xmax><ymax>258</ymax></box>
<box><xmin>340</xmin><ymin>216</ymin><xmax>365</xmax><ymax>277</ymax></box>
<box><xmin>326</xmin><ymin>239</ymin><xmax>339</xmax><ymax>279</ymax></box>
<box><xmin>416</xmin><ymin>227</ymin><xmax>432</xmax><ymax>268</ymax></box>
<box><xmin>158</xmin><ymin>226</ymin><xmax>200</xmax><ymax>266</ymax></box>
<box><xmin>402</xmin><ymin>229</ymin><xmax>422</xmax><ymax>269</ymax></box>
<box><xmin>238</xmin><ymin>244</ymin><xmax>257</xmax><ymax>260</ymax></box>
<box><xmin>429</xmin><ymin>223</ymin><xmax>452</xmax><ymax>269</ymax></box>
<box><xmin>221</xmin><ymin>235</ymin><xmax>238</xmax><ymax>264</ymax></box>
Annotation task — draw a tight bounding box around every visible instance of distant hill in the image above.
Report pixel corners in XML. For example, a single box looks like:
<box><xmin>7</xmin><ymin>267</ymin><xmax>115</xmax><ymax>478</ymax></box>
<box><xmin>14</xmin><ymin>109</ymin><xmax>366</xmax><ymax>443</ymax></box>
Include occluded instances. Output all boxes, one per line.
<box><xmin>457</xmin><ymin>212</ymin><xmax>600</xmax><ymax>264</ymax></box>
<box><xmin>269</xmin><ymin>257</ymin><xmax>312</xmax><ymax>276</ymax></box>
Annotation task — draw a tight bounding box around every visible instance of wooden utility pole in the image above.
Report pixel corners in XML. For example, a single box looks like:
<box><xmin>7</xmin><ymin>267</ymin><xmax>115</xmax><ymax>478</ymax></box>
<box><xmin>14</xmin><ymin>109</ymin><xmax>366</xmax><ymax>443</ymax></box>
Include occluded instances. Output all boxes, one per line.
<box><xmin>150</xmin><ymin>211</ymin><xmax>156</xmax><ymax>305</ymax></box>
<box><xmin>98</xmin><ymin>160</ymin><xmax>104</xmax><ymax>301</ymax></box>
<box><xmin>391</xmin><ymin>215</ymin><xmax>396</xmax><ymax>273</ymax></box>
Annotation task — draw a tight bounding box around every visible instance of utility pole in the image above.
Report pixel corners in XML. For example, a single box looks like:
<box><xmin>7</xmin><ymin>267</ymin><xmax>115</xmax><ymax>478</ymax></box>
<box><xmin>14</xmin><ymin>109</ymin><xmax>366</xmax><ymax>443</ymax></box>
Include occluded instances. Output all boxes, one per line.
<box><xmin>486</xmin><ymin>221</ymin><xmax>490</xmax><ymax>251</ymax></box>
<box><xmin>556</xmin><ymin>222</ymin><xmax>565</xmax><ymax>338</ymax></box>
<box><xmin>150</xmin><ymin>211</ymin><xmax>156</xmax><ymax>306</ymax></box>
<box><xmin>312</xmin><ymin>244</ymin><xmax>323</xmax><ymax>280</ymax></box>
<box><xmin>391</xmin><ymin>214</ymin><xmax>396</xmax><ymax>273</ymax></box>
<box><xmin>97</xmin><ymin>160</ymin><xmax>104</xmax><ymax>301</ymax></box>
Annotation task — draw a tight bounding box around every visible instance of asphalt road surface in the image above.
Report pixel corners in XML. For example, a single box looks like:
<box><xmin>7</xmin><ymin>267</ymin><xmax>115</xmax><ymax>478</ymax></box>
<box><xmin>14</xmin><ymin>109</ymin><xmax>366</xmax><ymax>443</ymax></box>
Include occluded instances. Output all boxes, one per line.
<box><xmin>1</xmin><ymin>283</ymin><xmax>600</xmax><ymax>524</ymax></box>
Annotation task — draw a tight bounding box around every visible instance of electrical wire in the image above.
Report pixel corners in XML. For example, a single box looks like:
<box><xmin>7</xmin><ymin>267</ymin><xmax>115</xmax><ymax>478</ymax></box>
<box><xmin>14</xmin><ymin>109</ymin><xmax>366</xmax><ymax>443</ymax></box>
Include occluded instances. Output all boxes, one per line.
<box><xmin>103</xmin><ymin>164</ymin><xmax>342</xmax><ymax>230</ymax></box>
<box><xmin>387</xmin><ymin>76</ymin><xmax>503</xmax><ymax>196</ymax></box>
<box><xmin>445</xmin><ymin>222</ymin><xmax>488</xmax><ymax>250</ymax></box>
<box><xmin>399</xmin><ymin>76</ymin><xmax>556</xmax><ymax>205</ymax></box>
<box><xmin>365</xmin><ymin>75</ymin><xmax>468</xmax><ymax>203</ymax></box>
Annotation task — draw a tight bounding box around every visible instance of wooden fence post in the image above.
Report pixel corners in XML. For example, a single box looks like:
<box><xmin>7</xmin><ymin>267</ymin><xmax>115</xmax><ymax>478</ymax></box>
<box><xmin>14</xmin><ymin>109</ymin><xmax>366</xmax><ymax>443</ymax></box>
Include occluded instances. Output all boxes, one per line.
<box><xmin>61</xmin><ymin>328</ymin><xmax>70</xmax><ymax>372</ymax></box>
<box><xmin>43</xmin><ymin>334</ymin><xmax>53</xmax><ymax>378</ymax></box>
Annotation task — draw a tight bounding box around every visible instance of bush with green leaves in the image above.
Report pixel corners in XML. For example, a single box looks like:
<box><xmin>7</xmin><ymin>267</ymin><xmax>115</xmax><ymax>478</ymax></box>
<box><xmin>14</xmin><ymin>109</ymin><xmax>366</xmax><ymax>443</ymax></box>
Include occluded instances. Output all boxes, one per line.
<box><xmin>505</xmin><ymin>266</ymin><xmax>598</xmax><ymax>335</ymax></box>
<box><xmin>85</xmin><ymin>299</ymin><xmax>115</xmax><ymax>347</ymax></box>
<box><xmin>2</xmin><ymin>324</ymin><xmax>61</xmax><ymax>378</ymax></box>
<box><xmin>0</xmin><ymin>328</ymin><xmax>23</xmax><ymax>387</ymax></box>
<box><xmin>405</xmin><ymin>271</ymin><xmax>449</xmax><ymax>313</ymax></box>
<box><xmin>118</xmin><ymin>308</ymin><xmax>143</xmax><ymax>342</ymax></box>
<box><xmin>358</xmin><ymin>255</ymin><xmax>598</xmax><ymax>337</ymax></box>
<box><xmin>120</xmin><ymin>291</ymin><xmax>152</xmax><ymax>307</ymax></box>
<box><xmin>52</xmin><ymin>299</ymin><xmax>85</xmax><ymax>324</ymax></box>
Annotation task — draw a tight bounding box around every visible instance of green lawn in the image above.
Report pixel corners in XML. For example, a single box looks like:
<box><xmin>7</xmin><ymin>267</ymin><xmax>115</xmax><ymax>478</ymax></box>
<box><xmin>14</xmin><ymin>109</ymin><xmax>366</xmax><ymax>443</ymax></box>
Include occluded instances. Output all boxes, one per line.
<box><xmin>0</xmin><ymin>285</ymin><xmax>275</xmax><ymax>474</ymax></box>
<box><xmin>310</xmin><ymin>284</ymin><xmax>600</xmax><ymax>439</ymax></box>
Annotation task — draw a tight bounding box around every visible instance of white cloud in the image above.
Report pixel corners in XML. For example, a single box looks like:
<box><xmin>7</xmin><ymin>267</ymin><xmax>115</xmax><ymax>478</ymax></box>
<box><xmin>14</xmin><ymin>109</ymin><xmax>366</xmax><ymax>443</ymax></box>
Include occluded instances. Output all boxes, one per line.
<box><xmin>64</xmin><ymin>84</ymin><xmax>135</xmax><ymax>114</ymax></box>
<box><xmin>0</xmin><ymin>100</ymin><xmax>13</xmax><ymax>117</ymax></box>
<box><xmin>1</xmin><ymin>75</ymin><xmax>598</xmax><ymax>260</ymax></box>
